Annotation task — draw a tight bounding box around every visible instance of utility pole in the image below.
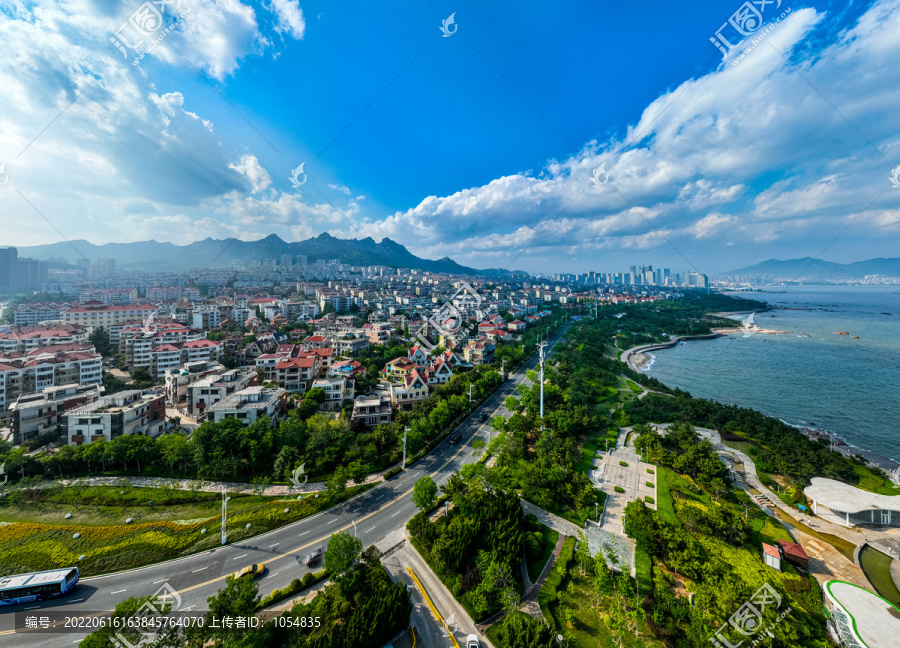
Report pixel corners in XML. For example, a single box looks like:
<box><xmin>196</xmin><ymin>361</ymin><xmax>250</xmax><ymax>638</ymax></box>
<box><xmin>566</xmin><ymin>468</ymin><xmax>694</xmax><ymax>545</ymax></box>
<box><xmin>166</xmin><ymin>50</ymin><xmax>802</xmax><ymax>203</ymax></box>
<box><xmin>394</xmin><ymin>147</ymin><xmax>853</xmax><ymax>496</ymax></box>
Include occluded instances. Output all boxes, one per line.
<box><xmin>469</xmin><ymin>383</ymin><xmax>473</xmax><ymax>403</ymax></box>
<box><xmin>402</xmin><ymin>426</ymin><xmax>409</xmax><ymax>471</ymax></box>
<box><xmin>221</xmin><ymin>486</ymin><xmax>230</xmax><ymax>545</ymax></box>
<box><xmin>538</xmin><ymin>341</ymin><xmax>548</xmax><ymax>419</ymax></box>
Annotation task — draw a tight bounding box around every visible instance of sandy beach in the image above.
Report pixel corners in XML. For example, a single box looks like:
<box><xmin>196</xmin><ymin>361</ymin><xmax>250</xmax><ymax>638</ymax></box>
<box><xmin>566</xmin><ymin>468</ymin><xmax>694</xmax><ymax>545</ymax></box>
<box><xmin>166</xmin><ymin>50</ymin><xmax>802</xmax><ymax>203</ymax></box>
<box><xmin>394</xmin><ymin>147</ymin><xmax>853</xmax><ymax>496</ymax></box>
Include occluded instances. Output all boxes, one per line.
<box><xmin>630</xmin><ymin>352</ymin><xmax>652</xmax><ymax>368</ymax></box>
<box><xmin>712</xmin><ymin>326</ymin><xmax>790</xmax><ymax>334</ymax></box>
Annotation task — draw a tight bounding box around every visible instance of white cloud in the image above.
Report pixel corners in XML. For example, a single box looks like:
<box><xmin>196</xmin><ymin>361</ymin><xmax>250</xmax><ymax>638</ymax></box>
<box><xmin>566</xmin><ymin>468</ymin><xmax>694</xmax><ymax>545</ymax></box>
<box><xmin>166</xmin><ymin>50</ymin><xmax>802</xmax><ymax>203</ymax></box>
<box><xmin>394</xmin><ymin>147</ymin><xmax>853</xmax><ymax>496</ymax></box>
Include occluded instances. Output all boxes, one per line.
<box><xmin>269</xmin><ymin>0</ymin><xmax>306</xmax><ymax>39</ymax></box>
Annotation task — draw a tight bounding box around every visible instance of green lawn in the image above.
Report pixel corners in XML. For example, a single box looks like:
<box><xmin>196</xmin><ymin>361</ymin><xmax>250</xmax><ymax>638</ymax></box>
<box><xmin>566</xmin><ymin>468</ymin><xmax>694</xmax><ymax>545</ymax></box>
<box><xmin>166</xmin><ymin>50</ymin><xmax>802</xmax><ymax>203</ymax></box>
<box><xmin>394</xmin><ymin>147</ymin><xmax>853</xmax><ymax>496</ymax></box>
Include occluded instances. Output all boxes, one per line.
<box><xmin>859</xmin><ymin>545</ymin><xmax>900</xmax><ymax>607</ymax></box>
<box><xmin>656</xmin><ymin>467</ymin><xmax>711</xmax><ymax>525</ymax></box>
<box><xmin>575</xmin><ymin>435</ymin><xmax>600</xmax><ymax>474</ymax></box>
<box><xmin>526</xmin><ymin>521</ymin><xmax>560</xmax><ymax>583</ymax></box>
<box><xmin>750</xmin><ymin>515</ymin><xmax>793</xmax><ymax>546</ymax></box>
<box><xmin>0</xmin><ymin>485</ymin><xmax>298</xmax><ymax>527</ymax></box>
<box><xmin>851</xmin><ymin>464</ymin><xmax>900</xmax><ymax>496</ymax></box>
<box><xmin>0</xmin><ymin>484</ymin><xmax>371</xmax><ymax>577</ymax></box>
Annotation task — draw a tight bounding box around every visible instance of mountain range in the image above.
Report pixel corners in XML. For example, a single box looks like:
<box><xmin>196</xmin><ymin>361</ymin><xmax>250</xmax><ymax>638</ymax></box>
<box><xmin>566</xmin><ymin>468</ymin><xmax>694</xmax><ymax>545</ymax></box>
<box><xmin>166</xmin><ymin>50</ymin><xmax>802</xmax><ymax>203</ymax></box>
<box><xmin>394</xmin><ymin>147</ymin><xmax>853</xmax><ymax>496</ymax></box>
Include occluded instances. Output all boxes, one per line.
<box><xmin>17</xmin><ymin>233</ymin><xmax>524</xmax><ymax>277</ymax></box>
<box><xmin>722</xmin><ymin>257</ymin><xmax>900</xmax><ymax>281</ymax></box>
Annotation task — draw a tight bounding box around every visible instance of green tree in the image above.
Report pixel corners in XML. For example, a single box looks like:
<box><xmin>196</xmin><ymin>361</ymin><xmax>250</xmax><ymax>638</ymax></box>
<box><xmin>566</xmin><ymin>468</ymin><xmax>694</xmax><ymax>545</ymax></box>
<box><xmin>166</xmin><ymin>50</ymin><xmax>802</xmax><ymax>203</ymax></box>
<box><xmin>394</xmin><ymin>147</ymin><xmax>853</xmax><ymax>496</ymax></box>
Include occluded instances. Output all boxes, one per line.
<box><xmin>412</xmin><ymin>475</ymin><xmax>438</xmax><ymax>511</ymax></box>
<box><xmin>324</xmin><ymin>530</ymin><xmax>363</xmax><ymax>579</ymax></box>
<box><xmin>326</xmin><ymin>465</ymin><xmax>348</xmax><ymax>499</ymax></box>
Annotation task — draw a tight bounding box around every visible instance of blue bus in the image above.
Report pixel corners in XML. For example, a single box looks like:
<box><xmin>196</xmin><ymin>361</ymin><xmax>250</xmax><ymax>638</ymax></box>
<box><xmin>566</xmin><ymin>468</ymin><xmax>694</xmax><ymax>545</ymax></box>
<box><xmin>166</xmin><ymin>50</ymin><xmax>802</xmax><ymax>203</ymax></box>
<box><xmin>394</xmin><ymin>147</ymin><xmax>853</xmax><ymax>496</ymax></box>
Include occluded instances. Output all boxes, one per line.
<box><xmin>0</xmin><ymin>567</ymin><xmax>79</xmax><ymax>606</ymax></box>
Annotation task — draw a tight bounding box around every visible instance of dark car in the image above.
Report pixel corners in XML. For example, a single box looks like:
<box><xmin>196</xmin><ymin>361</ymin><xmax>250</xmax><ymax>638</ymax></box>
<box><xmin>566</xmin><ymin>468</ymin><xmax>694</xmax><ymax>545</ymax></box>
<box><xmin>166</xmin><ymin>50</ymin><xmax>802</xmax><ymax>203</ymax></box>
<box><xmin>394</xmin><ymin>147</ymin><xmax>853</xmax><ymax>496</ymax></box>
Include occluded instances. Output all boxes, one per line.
<box><xmin>478</xmin><ymin>411</ymin><xmax>488</xmax><ymax>422</ymax></box>
<box><xmin>450</xmin><ymin>433</ymin><xmax>463</xmax><ymax>445</ymax></box>
<box><xmin>304</xmin><ymin>549</ymin><xmax>323</xmax><ymax>567</ymax></box>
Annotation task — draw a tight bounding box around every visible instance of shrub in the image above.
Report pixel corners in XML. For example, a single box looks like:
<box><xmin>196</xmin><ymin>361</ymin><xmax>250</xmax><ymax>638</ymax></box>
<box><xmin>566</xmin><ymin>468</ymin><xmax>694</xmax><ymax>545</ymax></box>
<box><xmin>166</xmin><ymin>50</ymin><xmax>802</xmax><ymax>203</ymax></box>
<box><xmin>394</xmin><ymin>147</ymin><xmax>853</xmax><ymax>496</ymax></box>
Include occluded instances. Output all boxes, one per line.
<box><xmin>619</xmin><ymin>461</ymin><xmax>628</xmax><ymax>467</ymax></box>
<box><xmin>537</xmin><ymin>536</ymin><xmax>575</xmax><ymax>628</ymax></box>
<box><xmin>301</xmin><ymin>572</ymin><xmax>315</xmax><ymax>587</ymax></box>
<box><xmin>645</xmin><ymin>496</ymin><xmax>655</xmax><ymax>503</ymax></box>
<box><xmin>452</xmin><ymin>583</ymin><xmax>464</xmax><ymax>597</ymax></box>
<box><xmin>646</xmin><ymin>481</ymin><xmax>654</xmax><ymax>488</ymax></box>
<box><xmin>383</xmin><ymin>467</ymin><xmax>402</xmax><ymax>480</ymax></box>
<box><xmin>525</xmin><ymin>533</ymin><xmax>543</xmax><ymax>561</ymax></box>
<box><xmin>646</xmin><ymin>468</ymin><xmax>655</xmax><ymax>474</ymax></box>
<box><xmin>614</xmin><ymin>486</ymin><xmax>625</xmax><ymax>493</ymax></box>
<box><xmin>523</xmin><ymin>513</ymin><xmax>539</xmax><ymax>532</ymax></box>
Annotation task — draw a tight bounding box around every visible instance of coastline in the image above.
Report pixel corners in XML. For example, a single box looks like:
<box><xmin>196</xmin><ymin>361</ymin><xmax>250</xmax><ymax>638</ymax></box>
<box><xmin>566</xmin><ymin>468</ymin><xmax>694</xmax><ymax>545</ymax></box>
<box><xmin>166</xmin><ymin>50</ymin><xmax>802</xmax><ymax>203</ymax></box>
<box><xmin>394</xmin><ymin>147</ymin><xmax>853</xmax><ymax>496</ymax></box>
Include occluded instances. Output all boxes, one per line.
<box><xmin>622</xmin><ymin>335</ymin><xmax>900</xmax><ymax>478</ymax></box>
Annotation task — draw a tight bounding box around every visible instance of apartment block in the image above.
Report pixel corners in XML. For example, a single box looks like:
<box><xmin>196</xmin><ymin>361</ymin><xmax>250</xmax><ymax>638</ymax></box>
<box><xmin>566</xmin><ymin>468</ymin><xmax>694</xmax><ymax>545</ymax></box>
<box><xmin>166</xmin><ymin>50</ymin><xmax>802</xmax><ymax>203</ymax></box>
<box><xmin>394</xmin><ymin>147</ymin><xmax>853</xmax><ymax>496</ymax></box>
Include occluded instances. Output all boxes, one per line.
<box><xmin>62</xmin><ymin>303</ymin><xmax>158</xmax><ymax>331</ymax></box>
<box><xmin>0</xmin><ymin>325</ymin><xmax>90</xmax><ymax>353</ymax></box>
<box><xmin>9</xmin><ymin>383</ymin><xmax>103</xmax><ymax>445</ymax></box>
<box><xmin>65</xmin><ymin>390</ymin><xmax>166</xmax><ymax>445</ymax></box>
<box><xmin>206</xmin><ymin>386</ymin><xmax>287</xmax><ymax>424</ymax></box>
<box><xmin>163</xmin><ymin>360</ymin><xmax>227</xmax><ymax>406</ymax></box>
<box><xmin>186</xmin><ymin>369</ymin><xmax>257</xmax><ymax>418</ymax></box>
<box><xmin>0</xmin><ymin>350</ymin><xmax>102</xmax><ymax>411</ymax></box>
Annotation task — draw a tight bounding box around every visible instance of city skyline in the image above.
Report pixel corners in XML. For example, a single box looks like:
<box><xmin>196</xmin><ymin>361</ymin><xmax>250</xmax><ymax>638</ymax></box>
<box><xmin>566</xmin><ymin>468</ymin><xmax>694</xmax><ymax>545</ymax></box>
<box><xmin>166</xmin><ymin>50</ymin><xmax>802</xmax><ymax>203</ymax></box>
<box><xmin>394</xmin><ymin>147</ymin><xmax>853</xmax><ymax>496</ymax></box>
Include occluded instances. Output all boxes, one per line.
<box><xmin>1</xmin><ymin>1</ymin><xmax>899</xmax><ymax>274</ymax></box>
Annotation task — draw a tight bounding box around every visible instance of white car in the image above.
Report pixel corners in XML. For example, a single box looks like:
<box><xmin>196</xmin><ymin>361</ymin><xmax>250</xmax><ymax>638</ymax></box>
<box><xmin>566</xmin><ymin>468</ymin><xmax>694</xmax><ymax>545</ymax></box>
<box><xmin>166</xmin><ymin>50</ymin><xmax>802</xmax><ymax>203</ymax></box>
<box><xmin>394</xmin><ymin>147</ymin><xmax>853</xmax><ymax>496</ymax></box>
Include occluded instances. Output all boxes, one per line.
<box><xmin>466</xmin><ymin>635</ymin><xmax>479</xmax><ymax>648</ymax></box>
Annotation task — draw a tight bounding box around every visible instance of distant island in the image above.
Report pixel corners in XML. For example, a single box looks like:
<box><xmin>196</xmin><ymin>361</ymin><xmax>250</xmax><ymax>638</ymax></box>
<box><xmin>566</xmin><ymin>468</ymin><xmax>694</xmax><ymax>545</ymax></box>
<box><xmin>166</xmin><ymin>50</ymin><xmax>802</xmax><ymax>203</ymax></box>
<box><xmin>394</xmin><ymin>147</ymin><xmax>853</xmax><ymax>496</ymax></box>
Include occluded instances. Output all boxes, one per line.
<box><xmin>720</xmin><ymin>257</ymin><xmax>900</xmax><ymax>283</ymax></box>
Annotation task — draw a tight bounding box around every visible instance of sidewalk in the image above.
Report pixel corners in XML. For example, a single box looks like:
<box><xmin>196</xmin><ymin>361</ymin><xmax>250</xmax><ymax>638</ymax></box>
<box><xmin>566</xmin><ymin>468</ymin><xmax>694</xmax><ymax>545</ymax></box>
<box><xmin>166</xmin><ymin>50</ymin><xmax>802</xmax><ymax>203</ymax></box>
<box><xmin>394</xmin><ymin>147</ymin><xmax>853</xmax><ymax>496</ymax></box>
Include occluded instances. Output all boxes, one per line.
<box><xmin>51</xmin><ymin>470</ymin><xmax>388</xmax><ymax>496</ymax></box>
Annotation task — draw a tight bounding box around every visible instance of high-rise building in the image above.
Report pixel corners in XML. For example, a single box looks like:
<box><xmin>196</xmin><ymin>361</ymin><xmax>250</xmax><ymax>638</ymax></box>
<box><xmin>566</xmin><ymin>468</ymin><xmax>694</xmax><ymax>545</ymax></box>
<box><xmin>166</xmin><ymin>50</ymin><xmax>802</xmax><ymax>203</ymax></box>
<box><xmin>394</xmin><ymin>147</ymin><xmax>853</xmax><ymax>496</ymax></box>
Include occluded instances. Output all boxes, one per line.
<box><xmin>0</xmin><ymin>247</ymin><xmax>18</xmax><ymax>289</ymax></box>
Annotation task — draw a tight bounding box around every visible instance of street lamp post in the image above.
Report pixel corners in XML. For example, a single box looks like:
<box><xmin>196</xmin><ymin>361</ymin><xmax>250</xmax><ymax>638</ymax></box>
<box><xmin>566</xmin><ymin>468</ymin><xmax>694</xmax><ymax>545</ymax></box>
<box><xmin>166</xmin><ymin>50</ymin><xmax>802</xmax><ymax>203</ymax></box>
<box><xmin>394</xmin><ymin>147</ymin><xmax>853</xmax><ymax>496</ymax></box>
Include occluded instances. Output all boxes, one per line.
<box><xmin>538</xmin><ymin>342</ymin><xmax>548</xmax><ymax>419</ymax></box>
<box><xmin>221</xmin><ymin>487</ymin><xmax>231</xmax><ymax>545</ymax></box>
<box><xmin>402</xmin><ymin>426</ymin><xmax>408</xmax><ymax>472</ymax></box>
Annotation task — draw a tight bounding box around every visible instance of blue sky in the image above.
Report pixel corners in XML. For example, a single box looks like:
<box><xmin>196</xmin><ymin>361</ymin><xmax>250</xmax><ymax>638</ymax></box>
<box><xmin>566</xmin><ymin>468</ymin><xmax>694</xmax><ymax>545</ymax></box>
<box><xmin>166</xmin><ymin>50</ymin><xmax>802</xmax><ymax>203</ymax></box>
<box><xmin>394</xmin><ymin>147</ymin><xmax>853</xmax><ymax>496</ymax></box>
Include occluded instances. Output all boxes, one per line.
<box><xmin>1</xmin><ymin>0</ymin><xmax>898</xmax><ymax>275</ymax></box>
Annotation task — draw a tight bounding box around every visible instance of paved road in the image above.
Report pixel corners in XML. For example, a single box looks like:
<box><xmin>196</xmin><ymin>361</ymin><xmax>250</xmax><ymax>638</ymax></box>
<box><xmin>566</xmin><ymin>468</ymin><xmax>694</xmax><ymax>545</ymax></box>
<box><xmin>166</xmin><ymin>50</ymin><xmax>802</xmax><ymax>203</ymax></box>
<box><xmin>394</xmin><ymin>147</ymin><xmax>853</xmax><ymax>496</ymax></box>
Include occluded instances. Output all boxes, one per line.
<box><xmin>0</xmin><ymin>323</ymin><xmax>570</xmax><ymax>646</ymax></box>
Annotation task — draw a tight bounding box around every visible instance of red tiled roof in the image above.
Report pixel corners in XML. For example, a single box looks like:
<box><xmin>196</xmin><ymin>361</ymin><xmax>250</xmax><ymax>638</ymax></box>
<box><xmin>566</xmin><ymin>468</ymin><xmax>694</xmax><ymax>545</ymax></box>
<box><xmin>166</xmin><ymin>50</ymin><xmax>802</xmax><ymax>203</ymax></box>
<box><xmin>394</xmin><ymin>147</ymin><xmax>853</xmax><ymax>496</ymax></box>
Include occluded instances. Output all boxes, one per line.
<box><xmin>762</xmin><ymin>543</ymin><xmax>780</xmax><ymax>559</ymax></box>
<box><xmin>275</xmin><ymin>357</ymin><xmax>317</xmax><ymax>369</ymax></box>
<box><xmin>778</xmin><ymin>541</ymin><xmax>809</xmax><ymax>560</ymax></box>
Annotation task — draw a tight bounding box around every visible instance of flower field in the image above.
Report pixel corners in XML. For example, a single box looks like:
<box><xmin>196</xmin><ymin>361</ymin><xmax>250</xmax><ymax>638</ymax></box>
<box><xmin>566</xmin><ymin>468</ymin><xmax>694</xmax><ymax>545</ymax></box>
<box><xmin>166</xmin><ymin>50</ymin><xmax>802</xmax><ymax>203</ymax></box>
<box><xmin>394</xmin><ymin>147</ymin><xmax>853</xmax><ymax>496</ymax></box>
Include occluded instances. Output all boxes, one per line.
<box><xmin>0</xmin><ymin>485</ymin><xmax>370</xmax><ymax>577</ymax></box>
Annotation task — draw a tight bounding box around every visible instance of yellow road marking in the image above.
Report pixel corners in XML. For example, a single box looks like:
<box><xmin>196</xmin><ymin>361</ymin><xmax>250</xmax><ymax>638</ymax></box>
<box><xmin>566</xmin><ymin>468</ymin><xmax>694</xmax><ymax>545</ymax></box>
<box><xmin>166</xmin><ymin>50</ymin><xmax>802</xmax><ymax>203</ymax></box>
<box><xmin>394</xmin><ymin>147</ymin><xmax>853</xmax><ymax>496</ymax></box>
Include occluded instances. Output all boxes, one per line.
<box><xmin>407</xmin><ymin>566</ymin><xmax>460</xmax><ymax>648</ymax></box>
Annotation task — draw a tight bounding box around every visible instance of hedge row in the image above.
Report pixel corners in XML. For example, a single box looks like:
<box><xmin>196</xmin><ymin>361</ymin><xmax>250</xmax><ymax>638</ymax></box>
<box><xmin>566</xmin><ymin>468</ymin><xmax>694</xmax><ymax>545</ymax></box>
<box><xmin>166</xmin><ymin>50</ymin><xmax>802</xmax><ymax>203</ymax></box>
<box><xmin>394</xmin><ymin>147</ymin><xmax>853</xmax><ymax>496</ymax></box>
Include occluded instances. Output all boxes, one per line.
<box><xmin>257</xmin><ymin>569</ymin><xmax>329</xmax><ymax>609</ymax></box>
<box><xmin>537</xmin><ymin>536</ymin><xmax>575</xmax><ymax>628</ymax></box>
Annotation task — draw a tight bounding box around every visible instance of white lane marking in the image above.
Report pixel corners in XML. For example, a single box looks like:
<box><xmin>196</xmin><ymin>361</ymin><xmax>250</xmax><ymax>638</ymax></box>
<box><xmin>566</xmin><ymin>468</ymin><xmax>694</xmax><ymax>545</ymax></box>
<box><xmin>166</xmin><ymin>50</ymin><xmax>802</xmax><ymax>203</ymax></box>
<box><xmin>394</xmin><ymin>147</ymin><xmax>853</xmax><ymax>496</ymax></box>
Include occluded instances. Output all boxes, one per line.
<box><xmin>366</xmin><ymin>526</ymin><xmax>376</xmax><ymax>533</ymax></box>
<box><xmin>25</xmin><ymin>605</ymin><xmax>40</xmax><ymax>610</ymax></box>
<box><xmin>299</xmin><ymin>531</ymin><xmax>310</xmax><ymax>536</ymax></box>
<box><xmin>232</xmin><ymin>554</ymin><xmax>248</xmax><ymax>560</ymax></box>
<box><xmin>327</xmin><ymin>518</ymin><xmax>338</xmax><ymax>524</ymax></box>
<box><xmin>183</xmin><ymin>605</ymin><xmax>195</xmax><ymax>611</ymax></box>
<box><xmin>269</xmin><ymin>543</ymin><xmax>279</xmax><ymax>548</ymax></box>
<box><xmin>271</xmin><ymin>573</ymin><xmax>279</xmax><ymax>578</ymax></box>
<box><xmin>153</xmin><ymin>579</ymin><xmax>166</xmax><ymax>584</ymax></box>
<box><xmin>390</xmin><ymin>510</ymin><xmax>403</xmax><ymax>518</ymax></box>
<box><xmin>69</xmin><ymin>598</ymin><xmax>84</xmax><ymax>603</ymax></box>
<box><xmin>191</xmin><ymin>567</ymin><xmax>207</xmax><ymax>573</ymax></box>
<box><xmin>111</xmin><ymin>589</ymin><xmax>127</xmax><ymax>594</ymax></box>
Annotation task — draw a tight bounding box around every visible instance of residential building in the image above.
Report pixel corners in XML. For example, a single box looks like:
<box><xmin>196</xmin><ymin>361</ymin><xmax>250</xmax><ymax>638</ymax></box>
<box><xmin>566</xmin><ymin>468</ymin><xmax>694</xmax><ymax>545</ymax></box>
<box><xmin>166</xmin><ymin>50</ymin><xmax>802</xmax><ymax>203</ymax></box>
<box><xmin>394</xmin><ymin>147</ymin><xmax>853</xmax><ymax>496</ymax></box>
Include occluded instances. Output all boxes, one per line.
<box><xmin>274</xmin><ymin>357</ymin><xmax>319</xmax><ymax>393</ymax></box>
<box><xmin>206</xmin><ymin>386</ymin><xmax>287</xmax><ymax>424</ymax></box>
<box><xmin>163</xmin><ymin>360</ymin><xmax>227</xmax><ymax>406</ymax></box>
<box><xmin>351</xmin><ymin>393</ymin><xmax>392</xmax><ymax>427</ymax></box>
<box><xmin>65</xmin><ymin>390</ymin><xmax>165</xmax><ymax>445</ymax></box>
<box><xmin>0</xmin><ymin>325</ymin><xmax>90</xmax><ymax>353</ymax></box>
<box><xmin>11</xmin><ymin>303</ymin><xmax>70</xmax><ymax>327</ymax></box>
<box><xmin>9</xmin><ymin>383</ymin><xmax>102</xmax><ymax>445</ymax></box>
<box><xmin>389</xmin><ymin>369</ymin><xmax>429</xmax><ymax>411</ymax></box>
<box><xmin>62</xmin><ymin>303</ymin><xmax>158</xmax><ymax>330</ymax></box>
<box><xmin>311</xmin><ymin>376</ymin><xmax>354</xmax><ymax>411</ymax></box>
<box><xmin>185</xmin><ymin>369</ymin><xmax>257</xmax><ymax>418</ymax></box>
<box><xmin>0</xmin><ymin>350</ymin><xmax>102</xmax><ymax>411</ymax></box>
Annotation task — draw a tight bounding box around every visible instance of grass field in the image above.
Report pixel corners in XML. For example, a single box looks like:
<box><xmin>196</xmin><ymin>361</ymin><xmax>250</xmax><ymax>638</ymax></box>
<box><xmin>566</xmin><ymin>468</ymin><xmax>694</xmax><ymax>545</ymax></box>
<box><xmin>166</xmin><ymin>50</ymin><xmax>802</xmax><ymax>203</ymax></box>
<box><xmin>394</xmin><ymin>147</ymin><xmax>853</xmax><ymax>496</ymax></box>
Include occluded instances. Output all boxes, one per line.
<box><xmin>750</xmin><ymin>515</ymin><xmax>793</xmax><ymax>546</ymax></box>
<box><xmin>526</xmin><ymin>521</ymin><xmax>560</xmax><ymax>583</ymax></box>
<box><xmin>0</xmin><ymin>484</ymin><xmax>372</xmax><ymax>577</ymax></box>
<box><xmin>859</xmin><ymin>545</ymin><xmax>900</xmax><ymax>607</ymax></box>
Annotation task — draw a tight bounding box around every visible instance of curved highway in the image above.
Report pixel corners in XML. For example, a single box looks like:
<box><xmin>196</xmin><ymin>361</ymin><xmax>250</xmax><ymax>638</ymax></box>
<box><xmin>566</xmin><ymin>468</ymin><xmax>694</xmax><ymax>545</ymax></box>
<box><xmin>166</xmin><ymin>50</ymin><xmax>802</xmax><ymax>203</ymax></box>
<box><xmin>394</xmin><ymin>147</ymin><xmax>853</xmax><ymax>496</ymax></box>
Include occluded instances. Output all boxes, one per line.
<box><xmin>0</xmin><ymin>323</ymin><xmax>569</xmax><ymax>646</ymax></box>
